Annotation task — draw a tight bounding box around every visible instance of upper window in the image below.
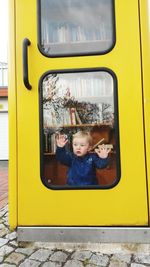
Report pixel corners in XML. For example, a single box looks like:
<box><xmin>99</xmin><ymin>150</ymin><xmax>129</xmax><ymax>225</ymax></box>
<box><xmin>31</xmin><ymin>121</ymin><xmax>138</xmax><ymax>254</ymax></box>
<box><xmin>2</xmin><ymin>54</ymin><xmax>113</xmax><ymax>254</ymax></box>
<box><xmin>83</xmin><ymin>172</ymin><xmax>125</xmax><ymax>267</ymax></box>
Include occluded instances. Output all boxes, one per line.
<box><xmin>38</xmin><ymin>0</ymin><xmax>115</xmax><ymax>57</ymax></box>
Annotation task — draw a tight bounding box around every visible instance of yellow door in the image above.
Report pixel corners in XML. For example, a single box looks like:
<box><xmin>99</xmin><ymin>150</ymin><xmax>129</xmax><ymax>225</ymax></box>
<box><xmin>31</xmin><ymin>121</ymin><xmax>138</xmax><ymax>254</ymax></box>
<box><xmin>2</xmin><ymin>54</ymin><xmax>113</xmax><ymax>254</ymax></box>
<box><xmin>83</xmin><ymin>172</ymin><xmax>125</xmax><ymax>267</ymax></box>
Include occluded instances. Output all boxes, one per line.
<box><xmin>10</xmin><ymin>0</ymin><xmax>148</xmax><ymax>227</ymax></box>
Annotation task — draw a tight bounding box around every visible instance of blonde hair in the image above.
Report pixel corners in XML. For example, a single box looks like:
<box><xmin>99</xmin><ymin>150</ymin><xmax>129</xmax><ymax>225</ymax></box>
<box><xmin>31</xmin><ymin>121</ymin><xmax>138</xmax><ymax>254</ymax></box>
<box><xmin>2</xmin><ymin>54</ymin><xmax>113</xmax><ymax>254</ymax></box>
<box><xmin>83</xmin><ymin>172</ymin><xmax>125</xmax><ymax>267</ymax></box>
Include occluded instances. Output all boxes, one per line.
<box><xmin>72</xmin><ymin>131</ymin><xmax>93</xmax><ymax>145</ymax></box>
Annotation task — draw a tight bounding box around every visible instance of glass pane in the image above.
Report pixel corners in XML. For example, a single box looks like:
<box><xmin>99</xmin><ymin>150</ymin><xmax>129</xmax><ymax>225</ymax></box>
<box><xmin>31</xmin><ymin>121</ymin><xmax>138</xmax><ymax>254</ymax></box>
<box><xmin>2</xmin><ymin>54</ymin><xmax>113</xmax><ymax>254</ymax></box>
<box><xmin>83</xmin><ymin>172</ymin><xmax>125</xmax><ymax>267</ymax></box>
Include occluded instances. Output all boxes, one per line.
<box><xmin>40</xmin><ymin>70</ymin><xmax>120</xmax><ymax>188</ymax></box>
<box><xmin>0</xmin><ymin>63</ymin><xmax>8</xmax><ymax>87</ymax></box>
<box><xmin>39</xmin><ymin>0</ymin><xmax>115</xmax><ymax>56</ymax></box>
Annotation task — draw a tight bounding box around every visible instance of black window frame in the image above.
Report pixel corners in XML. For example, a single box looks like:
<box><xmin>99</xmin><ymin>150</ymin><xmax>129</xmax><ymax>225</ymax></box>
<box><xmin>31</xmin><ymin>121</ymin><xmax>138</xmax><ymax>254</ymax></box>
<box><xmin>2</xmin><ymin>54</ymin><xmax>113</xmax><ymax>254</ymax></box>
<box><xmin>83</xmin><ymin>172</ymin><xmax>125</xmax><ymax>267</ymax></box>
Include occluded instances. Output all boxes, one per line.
<box><xmin>39</xmin><ymin>67</ymin><xmax>121</xmax><ymax>190</ymax></box>
<box><xmin>37</xmin><ymin>0</ymin><xmax>116</xmax><ymax>58</ymax></box>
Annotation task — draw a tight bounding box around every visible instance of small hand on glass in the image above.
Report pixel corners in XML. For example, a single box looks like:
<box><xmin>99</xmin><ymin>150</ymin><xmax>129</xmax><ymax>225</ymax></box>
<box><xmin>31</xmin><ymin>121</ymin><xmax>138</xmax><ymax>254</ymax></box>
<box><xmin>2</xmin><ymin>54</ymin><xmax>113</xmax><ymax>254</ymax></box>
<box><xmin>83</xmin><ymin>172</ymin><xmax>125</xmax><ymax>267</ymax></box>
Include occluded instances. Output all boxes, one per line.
<box><xmin>56</xmin><ymin>134</ymin><xmax>68</xmax><ymax>147</ymax></box>
<box><xmin>95</xmin><ymin>144</ymin><xmax>111</xmax><ymax>159</ymax></box>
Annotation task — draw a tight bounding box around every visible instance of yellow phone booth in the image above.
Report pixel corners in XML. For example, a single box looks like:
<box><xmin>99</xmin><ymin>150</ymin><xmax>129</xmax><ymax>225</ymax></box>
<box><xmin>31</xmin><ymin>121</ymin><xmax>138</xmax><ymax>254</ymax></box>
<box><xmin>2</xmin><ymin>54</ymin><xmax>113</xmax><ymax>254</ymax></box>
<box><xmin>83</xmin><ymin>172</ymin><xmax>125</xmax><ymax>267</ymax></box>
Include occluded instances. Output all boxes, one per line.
<box><xmin>9</xmin><ymin>0</ymin><xmax>150</xmax><ymax>242</ymax></box>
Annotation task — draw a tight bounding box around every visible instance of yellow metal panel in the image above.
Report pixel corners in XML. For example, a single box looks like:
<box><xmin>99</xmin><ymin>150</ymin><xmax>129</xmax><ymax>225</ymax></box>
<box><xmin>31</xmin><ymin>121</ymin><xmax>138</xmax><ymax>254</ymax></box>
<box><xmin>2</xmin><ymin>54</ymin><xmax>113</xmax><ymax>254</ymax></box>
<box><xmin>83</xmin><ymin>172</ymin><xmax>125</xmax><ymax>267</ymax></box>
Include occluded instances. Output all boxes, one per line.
<box><xmin>139</xmin><ymin>0</ymin><xmax>150</xmax><ymax>223</ymax></box>
<box><xmin>8</xmin><ymin>0</ymin><xmax>148</xmax><ymax>228</ymax></box>
<box><xmin>8</xmin><ymin>0</ymin><xmax>17</xmax><ymax>229</ymax></box>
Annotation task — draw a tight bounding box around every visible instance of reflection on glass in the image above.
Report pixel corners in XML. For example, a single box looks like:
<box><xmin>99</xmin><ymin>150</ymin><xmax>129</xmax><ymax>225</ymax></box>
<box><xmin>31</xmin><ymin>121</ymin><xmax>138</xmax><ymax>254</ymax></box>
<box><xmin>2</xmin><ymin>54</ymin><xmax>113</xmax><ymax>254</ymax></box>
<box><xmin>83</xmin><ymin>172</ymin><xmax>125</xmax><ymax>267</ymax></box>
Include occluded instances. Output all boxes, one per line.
<box><xmin>41</xmin><ymin>71</ymin><xmax>118</xmax><ymax>188</ymax></box>
<box><xmin>40</xmin><ymin>0</ymin><xmax>114</xmax><ymax>55</ymax></box>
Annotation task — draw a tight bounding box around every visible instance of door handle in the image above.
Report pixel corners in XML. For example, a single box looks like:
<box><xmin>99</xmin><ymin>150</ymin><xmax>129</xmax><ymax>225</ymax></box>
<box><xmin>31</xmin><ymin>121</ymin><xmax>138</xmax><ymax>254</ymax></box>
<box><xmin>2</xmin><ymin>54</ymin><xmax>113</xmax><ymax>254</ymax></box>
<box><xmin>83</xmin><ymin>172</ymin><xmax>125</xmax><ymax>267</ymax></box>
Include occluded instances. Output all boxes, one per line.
<box><xmin>22</xmin><ymin>38</ymin><xmax>32</xmax><ymax>90</ymax></box>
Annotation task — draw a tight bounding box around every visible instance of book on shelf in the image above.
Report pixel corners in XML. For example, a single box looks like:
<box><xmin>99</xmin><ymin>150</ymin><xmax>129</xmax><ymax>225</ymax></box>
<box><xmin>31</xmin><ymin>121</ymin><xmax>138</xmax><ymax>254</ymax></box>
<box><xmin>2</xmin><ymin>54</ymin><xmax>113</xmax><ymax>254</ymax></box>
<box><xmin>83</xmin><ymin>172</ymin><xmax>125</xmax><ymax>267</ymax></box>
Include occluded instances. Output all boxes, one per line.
<box><xmin>42</xmin><ymin>20</ymin><xmax>109</xmax><ymax>44</ymax></box>
<box><xmin>44</xmin><ymin>106</ymin><xmax>83</xmax><ymax>127</ymax></box>
<box><xmin>69</xmin><ymin>107</ymin><xmax>82</xmax><ymax>125</ymax></box>
<box><xmin>44</xmin><ymin>132</ymin><xmax>56</xmax><ymax>154</ymax></box>
<box><xmin>44</xmin><ymin>132</ymin><xmax>49</xmax><ymax>153</ymax></box>
<box><xmin>74</xmin><ymin>108</ymin><xmax>82</xmax><ymax>124</ymax></box>
<box><xmin>69</xmin><ymin>107</ymin><xmax>76</xmax><ymax>125</ymax></box>
<box><xmin>63</xmin><ymin>108</ymin><xmax>71</xmax><ymax>125</ymax></box>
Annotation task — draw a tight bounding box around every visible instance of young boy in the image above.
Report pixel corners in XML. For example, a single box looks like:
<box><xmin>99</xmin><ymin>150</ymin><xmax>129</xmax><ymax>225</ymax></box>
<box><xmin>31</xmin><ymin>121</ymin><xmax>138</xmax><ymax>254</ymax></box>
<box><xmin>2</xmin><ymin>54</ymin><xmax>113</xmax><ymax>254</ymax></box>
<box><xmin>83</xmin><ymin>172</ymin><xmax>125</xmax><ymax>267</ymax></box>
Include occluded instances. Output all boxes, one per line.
<box><xmin>56</xmin><ymin>131</ymin><xmax>111</xmax><ymax>186</ymax></box>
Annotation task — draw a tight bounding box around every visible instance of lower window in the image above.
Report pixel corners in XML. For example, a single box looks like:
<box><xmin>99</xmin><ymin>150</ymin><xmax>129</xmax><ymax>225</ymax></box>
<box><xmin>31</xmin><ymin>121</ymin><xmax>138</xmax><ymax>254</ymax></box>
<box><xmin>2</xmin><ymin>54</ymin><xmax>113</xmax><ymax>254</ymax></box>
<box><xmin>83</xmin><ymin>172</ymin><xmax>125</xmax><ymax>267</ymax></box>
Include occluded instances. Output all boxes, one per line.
<box><xmin>39</xmin><ymin>68</ymin><xmax>120</xmax><ymax>189</ymax></box>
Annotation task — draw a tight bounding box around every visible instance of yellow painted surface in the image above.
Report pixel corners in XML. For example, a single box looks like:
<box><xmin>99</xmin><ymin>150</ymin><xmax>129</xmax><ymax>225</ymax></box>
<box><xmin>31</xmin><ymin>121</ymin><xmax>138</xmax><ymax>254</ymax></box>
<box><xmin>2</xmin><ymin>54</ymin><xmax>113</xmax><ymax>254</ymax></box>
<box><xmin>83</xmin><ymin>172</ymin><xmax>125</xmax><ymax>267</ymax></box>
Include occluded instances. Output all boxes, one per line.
<box><xmin>9</xmin><ymin>0</ymin><xmax>148</xmax><ymax>228</ymax></box>
<box><xmin>139</xmin><ymin>0</ymin><xmax>150</xmax><ymax>222</ymax></box>
<box><xmin>8</xmin><ymin>0</ymin><xmax>17</xmax><ymax>229</ymax></box>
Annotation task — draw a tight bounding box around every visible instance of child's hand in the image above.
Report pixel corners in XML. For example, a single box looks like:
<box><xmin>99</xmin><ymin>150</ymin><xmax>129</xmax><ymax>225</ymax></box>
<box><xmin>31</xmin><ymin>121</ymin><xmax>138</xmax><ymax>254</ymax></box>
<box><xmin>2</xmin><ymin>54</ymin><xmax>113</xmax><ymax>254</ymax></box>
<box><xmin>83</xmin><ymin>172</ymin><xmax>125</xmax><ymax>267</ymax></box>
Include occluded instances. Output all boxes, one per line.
<box><xmin>56</xmin><ymin>134</ymin><xmax>68</xmax><ymax>147</ymax></box>
<box><xmin>95</xmin><ymin>144</ymin><xmax>111</xmax><ymax>159</ymax></box>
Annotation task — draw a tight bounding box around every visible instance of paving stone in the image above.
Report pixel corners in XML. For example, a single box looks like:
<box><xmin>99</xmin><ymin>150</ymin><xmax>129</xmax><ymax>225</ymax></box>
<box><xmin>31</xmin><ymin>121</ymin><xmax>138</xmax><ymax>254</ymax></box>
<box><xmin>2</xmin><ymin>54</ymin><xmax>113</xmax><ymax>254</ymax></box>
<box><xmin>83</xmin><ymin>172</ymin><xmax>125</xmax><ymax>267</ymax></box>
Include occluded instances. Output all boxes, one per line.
<box><xmin>0</xmin><ymin>228</ymin><xmax>9</xmax><ymax>237</ymax></box>
<box><xmin>87</xmin><ymin>265</ymin><xmax>110</xmax><ymax>267</ymax></box>
<box><xmin>30</xmin><ymin>248</ymin><xmax>52</xmax><ymax>261</ymax></box>
<box><xmin>19</xmin><ymin>259</ymin><xmax>41</xmax><ymax>267</ymax></box>
<box><xmin>4</xmin><ymin>252</ymin><xmax>26</xmax><ymax>265</ymax></box>
<box><xmin>0</xmin><ymin>264</ymin><xmax>16</xmax><ymax>267</ymax></box>
<box><xmin>0</xmin><ymin>223</ymin><xmax>5</xmax><ymax>229</ymax></box>
<box><xmin>0</xmin><ymin>237</ymin><xmax>8</xmax><ymax>247</ymax></box>
<box><xmin>16</xmin><ymin>247</ymin><xmax>36</xmax><ymax>255</ymax></box>
<box><xmin>131</xmin><ymin>264</ymin><xmax>148</xmax><ymax>267</ymax></box>
<box><xmin>89</xmin><ymin>253</ymin><xmax>109</xmax><ymax>266</ymax></box>
<box><xmin>42</xmin><ymin>262</ymin><xmax>62</xmax><ymax>267</ymax></box>
<box><xmin>0</xmin><ymin>210</ymin><xmax>7</xmax><ymax>217</ymax></box>
<box><xmin>5</xmin><ymin>232</ymin><xmax>17</xmax><ymax>241</ymax></box>
<box><xmin>0</xmin><ymin>256</ymin><xmax>3</xmax><ymax>263</ymax></box>
<box><xmin>111</xmin><ymin>254</ymin><xmax>131</xmax><ymax>264</ymax></box>
<box><xmin>9</xmin><ymin>241</ymin><xmax>18</xmax><ymax>247</ymax></box>
<box><xmin>0</xmin><ymin>245</ymin><xmax>14</xmax><ymax>256</ymax></box>
<box><xmin>109</xmin><ymin>261</ymin><xmax>128</xmax><ymax>267</ymax></box>
<box><xmin>71</xmin><ymin>250</ymin><xmax>92</xmax><ymax>261</ymax></box>
<box><xmin>49</xmin><ymin>251</ymin><xmax>68</xmax><ymax>262</ymax></box>
<box><xmin>4</xmin><ymin>221</ymin><xmax>9</xmax><ymax>227</ymax></box>
<box><xmin>0</xmin><ymin>227</ymin><xmax>9</xmax><ymax>237</ymax></box>
<box><xmin>64</xmin><ymin>260</ymin><xmax>83</xmax><ymax>267</ymax></box>
<box><xmin>2</xmin><ymin>214</ymin><xmax>8</xmax><ymax>220</ymax></box>
<box><xmin>133</xmin><ymin>254</ymin><xmax>150</xmax><ymax>265</ymax></box>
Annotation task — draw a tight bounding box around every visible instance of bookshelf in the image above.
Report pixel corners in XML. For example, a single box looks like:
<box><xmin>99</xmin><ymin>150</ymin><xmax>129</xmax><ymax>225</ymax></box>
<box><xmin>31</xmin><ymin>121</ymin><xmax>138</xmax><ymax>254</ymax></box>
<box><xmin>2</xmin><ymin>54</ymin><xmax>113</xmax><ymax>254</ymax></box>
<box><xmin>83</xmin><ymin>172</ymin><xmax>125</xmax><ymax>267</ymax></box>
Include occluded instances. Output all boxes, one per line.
<box><xmin>40</xmin><ymin>0</ymin><xmax>114</xmax><ymax>55</ymax></box>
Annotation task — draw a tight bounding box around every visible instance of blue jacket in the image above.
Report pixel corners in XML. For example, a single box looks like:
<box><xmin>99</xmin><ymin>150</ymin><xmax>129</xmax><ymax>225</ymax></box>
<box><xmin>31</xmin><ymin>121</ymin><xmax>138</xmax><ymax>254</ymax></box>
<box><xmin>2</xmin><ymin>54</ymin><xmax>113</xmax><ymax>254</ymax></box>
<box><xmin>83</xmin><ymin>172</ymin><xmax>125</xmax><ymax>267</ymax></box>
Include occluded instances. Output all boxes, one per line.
<box><xmin>56</xmin><ymin>146</ymin><xmax>109</xmax><ymax>186</ymax></box>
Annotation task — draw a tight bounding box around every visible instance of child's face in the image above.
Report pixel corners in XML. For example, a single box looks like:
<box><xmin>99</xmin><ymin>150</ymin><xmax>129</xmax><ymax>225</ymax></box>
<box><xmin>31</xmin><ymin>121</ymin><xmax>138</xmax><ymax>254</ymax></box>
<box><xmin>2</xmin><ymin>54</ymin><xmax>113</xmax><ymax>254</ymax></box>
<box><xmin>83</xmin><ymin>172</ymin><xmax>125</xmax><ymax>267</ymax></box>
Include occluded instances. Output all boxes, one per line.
<box><xmin>73</xmin><ymin>137</ymin><xmax>91</xmax><ymax>157</ymax></box>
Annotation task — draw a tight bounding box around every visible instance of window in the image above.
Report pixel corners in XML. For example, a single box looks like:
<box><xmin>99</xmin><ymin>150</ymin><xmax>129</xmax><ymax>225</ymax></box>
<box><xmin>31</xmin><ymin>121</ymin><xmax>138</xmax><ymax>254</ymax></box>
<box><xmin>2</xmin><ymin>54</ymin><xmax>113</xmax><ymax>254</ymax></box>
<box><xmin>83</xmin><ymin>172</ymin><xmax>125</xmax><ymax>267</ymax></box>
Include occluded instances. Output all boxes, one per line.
<box><xmin>0</xmin><ymin>62</ymin><xmax>8</xmax><ymax>87</ymax></box>
<box><xmin>40</xmin><ymin>68</ymin><xmax>120</xmax><ymax>189</ymax></box>
<box><xmin>38</xmin><ymin>0</ymin><xmax>115</xmax><ymax>57</ymax></box>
